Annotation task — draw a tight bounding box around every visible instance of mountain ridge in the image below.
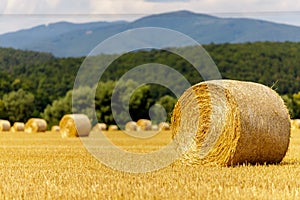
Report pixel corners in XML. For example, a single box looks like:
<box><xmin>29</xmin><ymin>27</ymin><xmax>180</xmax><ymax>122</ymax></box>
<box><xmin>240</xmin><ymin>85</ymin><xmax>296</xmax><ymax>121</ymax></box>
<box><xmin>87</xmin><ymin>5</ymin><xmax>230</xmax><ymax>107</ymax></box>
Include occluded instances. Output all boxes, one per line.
<box><xmin>1</xmin><ymin>10</ymin><xmax>300</xmax><ymax>57</ymax></box>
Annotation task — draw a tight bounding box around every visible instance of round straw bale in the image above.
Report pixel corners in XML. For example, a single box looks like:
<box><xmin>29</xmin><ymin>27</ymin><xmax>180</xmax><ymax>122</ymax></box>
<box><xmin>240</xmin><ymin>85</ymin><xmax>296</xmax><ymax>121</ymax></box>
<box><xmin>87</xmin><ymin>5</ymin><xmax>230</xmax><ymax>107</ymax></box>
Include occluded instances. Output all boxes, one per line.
<box><xmin>108</xmin><ymin>125</ymin><xmax>118</xmax><ymax>131</ymax></box>
<box><xmin>125</xmin><ymin>121</ymin><xmax>138</xmax><ymax>131</ymax></box>
<box><xmin>25</xmin><ymin>118</ymin><xmax>47</xmax><ymax>133</ymax></box>
<box><xmin>158</xmin><ymin>122</ymin><xmax>170</xmax><ymax>131</ymax></box>
<box><xmin>0</xmin><ymin>120</ymin><xmax>11</xmax><ymax>132</ymax></box>
<box><xmin>151</xmin><ymin>124</ymin><xmax>159</xmax><ymax>131</ymax></box>
<box><xmin>59</xmin><ymin>114</ymin><xmax>91</xmax><ymax>138</ymax></box>
<box><xmin>11</xmin><ymin>122</ymin><xmax>25</xmax><ymax>132</ymax></box>
<box><xmin>51</xmin><ymin>125</ymin><xmax>60</xmax><ymax>132</ymax></box>
<box><xmin>136</xmin><ymin>119</ymin><xmax>152</xmax><ymax>131</ymax></box>
<box><xmin>93</xmin><ymin>123</ymin><xmax>107</xmax><ymax>131</ymax></box>
<box><xmin>171</xmin><ymin>80</ymin><xmax>290</xmax><ymax>166</ymax></box>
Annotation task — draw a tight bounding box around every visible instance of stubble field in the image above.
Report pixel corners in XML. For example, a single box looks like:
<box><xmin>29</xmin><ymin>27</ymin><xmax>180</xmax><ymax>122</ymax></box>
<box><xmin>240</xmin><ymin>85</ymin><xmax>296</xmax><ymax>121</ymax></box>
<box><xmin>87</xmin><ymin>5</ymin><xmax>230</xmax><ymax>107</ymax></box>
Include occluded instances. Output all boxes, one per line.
<box><xmin>0</xmin><ymin>129</ymin><xmax>299</xmax><ymax>199</ymax></box>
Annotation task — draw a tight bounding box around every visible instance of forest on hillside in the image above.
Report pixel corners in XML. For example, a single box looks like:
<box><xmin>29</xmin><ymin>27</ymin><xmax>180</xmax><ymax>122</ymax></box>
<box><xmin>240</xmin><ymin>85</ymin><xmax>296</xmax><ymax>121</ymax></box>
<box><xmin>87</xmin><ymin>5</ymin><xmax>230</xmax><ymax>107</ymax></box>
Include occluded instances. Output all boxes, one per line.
<box><xmin>0</xmin><ymin>42</ymin><xmax>300</xmax><ymax>126</ymax></box>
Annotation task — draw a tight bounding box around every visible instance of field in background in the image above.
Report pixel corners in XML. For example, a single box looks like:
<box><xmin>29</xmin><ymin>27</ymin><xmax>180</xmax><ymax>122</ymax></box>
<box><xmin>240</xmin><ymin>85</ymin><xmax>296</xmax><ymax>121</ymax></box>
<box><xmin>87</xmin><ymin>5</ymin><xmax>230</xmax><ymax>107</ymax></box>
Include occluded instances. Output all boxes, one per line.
<box><xmin>0</xmin><ymin>129</ymin><xmax>299</xmax><ymax>199</ymax></box>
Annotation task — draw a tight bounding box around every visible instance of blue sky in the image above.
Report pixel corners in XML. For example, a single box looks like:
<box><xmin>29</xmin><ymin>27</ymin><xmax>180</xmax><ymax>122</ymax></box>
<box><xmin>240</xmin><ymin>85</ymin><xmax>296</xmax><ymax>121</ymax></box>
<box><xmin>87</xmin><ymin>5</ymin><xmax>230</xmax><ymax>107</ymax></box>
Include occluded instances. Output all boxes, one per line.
<box><xmin>1</xmin><ymin>0</ymin><xmax>300</xmax><ymax>34</ymax></box>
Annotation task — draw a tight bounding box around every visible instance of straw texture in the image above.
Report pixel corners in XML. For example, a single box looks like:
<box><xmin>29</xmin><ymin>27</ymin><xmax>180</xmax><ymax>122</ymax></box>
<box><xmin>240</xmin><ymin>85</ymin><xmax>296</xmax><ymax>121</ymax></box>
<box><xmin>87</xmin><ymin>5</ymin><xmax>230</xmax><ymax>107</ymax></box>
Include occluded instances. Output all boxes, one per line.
<box><xmin>0</xmin><ymin>120</ymin><xmax>11</xmax><ymax>132</ymax></box>
<box><xmin>11</xmin><ymin>122</ymin><xmax>25</xmax><ymax>132</ymax></box>
<box><xmin>51</xmin><ymin>125</ymin><xmax>60</xmax><ymax>132</ymax></box>
<box><xmin>108</xmin><ymin>125</ymin><xmax>118</xmax><ymax>131</ymax></box>
<box><xmin>158</xmin><ymin>122</ymin><xmax>170</xmax><ymax>131</ymax></box>
<box><xmin>59</xmin><ymin>114</ymin><xmax>91</xmax><ymax>138</ymax></box>
<box><xmin>151</xmin><ymin>125</ymin><xmax>159</xmax><ymax>131</ymax></box>
<box><xmin>136</xmin><ymin>119</ymin><xmax>152</xmax><ymax>131</ymax></box>
<box><xmin>171</xmin><ymin>80</ymin><xmax>290</xmax><ymax>166</ymax></box>
<box><xmin>25</xmin><ymin>118</ymin><xmax>47</xmax><ymax>133</ymax></box>
<box><xmin>93</xmin><ymin>123</ymin><xmax>107</xmax><ymax>131</ymax></box>
<box><xmin>291</xmin><ymin>119</ymin><xmax>300</xmax><ymax>129</ymax></box>
<box><xmin>125</xmin><ymin>121</ymin><xmax>138</xmax><ymax>131</ymax></box>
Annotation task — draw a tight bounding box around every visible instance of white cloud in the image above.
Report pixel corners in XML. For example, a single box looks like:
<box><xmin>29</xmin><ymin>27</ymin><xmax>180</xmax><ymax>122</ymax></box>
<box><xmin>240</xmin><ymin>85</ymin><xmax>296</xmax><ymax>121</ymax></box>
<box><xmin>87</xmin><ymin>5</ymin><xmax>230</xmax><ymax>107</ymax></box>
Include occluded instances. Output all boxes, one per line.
<box><xmin>3</xmin><ymin>0</ymin><xmax>92</xmax><ymax>14</ymax></box>
<box><xmin>45</xmin><ymin>0</ymin><xmax>61</xmax><ymax>8</ymax></box>
<box><xmin>4</xmin><ymin>0</ymin><xmax>40</xmax><ymax>14</ymax></box>
<box><xmin>3</xmin><ymin>0</ymin><xmax>300</xmax><ymax>15</ymax></box>
<box><xmin>90</xmin><ymin>0</ymin><xmax>146</xmax><ymax>14</ymax></box>
<box><xmin>0</xmin><ymin>0</ymin><xmax>8</xmax><ymax>13</ymax></box>
<box><xmin>145</xmin><ymin>0</ymin><xmax>190</xmax><ymax>2</ymax></box>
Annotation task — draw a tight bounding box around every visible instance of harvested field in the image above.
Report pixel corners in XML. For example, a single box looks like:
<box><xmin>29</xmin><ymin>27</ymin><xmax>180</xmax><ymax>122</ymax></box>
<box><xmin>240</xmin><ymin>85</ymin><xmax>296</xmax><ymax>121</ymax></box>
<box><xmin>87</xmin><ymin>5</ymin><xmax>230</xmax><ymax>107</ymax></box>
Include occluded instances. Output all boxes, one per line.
<box><xmin>0</xmin><ymin>129</ymin><xmax>299</xmax><ymax>199</ymax></box>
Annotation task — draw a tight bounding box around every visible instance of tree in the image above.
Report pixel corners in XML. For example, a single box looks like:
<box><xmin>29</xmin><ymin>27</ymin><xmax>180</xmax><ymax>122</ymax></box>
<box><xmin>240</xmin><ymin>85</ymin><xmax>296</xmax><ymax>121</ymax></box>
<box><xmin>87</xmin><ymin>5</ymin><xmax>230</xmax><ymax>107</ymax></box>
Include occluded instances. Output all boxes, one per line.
<box><xmin>282</xmin><ymin>92</ymin><xmax>300</xmax><ymax>119</ymax></box>
<box><xmin>128</xmin><ymin>84</ymin><xmax>154</xmax><ymax>122</ymax></box>
<box><xmin>95</xmin><ymin>80</ymin><xmax>155</xmax><ymax>127</ymax></box>
<box><xmin>0</xmin><ymin>100</ymin><xmax>8</xmax><ymax>119</ymax></box>
<box><xmin>292</xmin><ymin>92</ymin><xmax>300</xmax><ymax>119</ymax></box>
<box><xmin>42</xmin><ymin>91</ymin><xmax>72</xmax><ymax>127</ymax></box>
<box><xmin>42</xmin><ymin>86</ymin><xmax>95</xmax><ymax>127</ymax></box>
<box><xmin>281</xmin><ymin>94</ymin><xmax>296</xmax><ymax>118</ymax></box>
<box><xmin>3</xmin><ymin>89</ymin><xmax>35</xmax><ymax>122</ymax></box>
<box><xmin>95</xmin><ymin>81</ymin><xmax>116</xmax><ymax>125</ymax></box>
<box><xmin>72</xmin><ymin>86</ymin><xmax>95</xmax><ymax>123</ymax></box>
<box><xmin>156</xmin><ymin>95</ymin><xmax>177</xmax><ymax>122</ymax></box>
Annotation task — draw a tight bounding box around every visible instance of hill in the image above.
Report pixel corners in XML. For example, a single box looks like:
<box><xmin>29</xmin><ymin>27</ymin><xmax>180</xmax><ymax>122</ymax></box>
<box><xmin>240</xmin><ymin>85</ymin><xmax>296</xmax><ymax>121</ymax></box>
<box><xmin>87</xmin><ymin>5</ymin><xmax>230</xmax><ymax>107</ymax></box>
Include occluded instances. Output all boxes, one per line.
<box><xmin>2</xmin><ymin>11</ymin><xmax>300</xmax><ymax>57</ymax></box>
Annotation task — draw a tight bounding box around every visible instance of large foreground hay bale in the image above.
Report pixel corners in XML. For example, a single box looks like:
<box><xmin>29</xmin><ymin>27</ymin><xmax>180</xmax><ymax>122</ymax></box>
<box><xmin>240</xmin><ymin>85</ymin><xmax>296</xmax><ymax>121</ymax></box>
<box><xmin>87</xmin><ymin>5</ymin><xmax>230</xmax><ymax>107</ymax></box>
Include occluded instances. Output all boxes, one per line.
<box><xmin>25</xmin><ymin>118</ymin><xmax>47</xmax><ymax>133</ymax></box>
<box><xmin>158</xmin><ymin>122</ymin><xmax>170</xmax><ymax>131</ymax></box>
<box><xmin>108</xmin><ymin>125</ymin><xmax>118</xmax><ymax>131</ymax></box>
<box><xmin>171</xmin><ymin>80</ymin><xmax>290</xmax><ymax>166</ymax></box>
<box><xmin>93</xmin><ymin>123</ymin><xmax>107</xmax><ymax>131</ymax></box>
<box><xmin>11</xmin><ymin>122</ymin><xmax>25</xmax><ymax>132</ymax></box>
<box><xmin>125</xmin><ymin>121</ymin><xmax>138</xmax><ymax>131</ymax></box>
<box><xmin>0</xmin><ymin>120</ymin><xmax>11</xmax><ymax>132</ymax></box>
<box><xmin>51</xmin><ymin>125</ymin><xmax>60</xmax><ymax>132</ymax></box>
<box><xmin>59</xmin><ymin>114</ymin><xmax>91</xmax><ymax>138</ymax></box>
<box><xmin>136</xmin><ymin>119</ymin><xmax>152</xmax><ymax>131</ymax></box>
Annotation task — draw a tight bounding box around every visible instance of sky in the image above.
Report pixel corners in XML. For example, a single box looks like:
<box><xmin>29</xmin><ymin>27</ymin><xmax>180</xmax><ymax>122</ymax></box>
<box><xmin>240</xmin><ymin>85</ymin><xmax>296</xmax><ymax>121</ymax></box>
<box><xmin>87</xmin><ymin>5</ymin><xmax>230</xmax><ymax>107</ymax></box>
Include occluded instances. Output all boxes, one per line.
<box><xmin>1</xmin><ymin>0</ymin><xmax>300</xmax><ymax>34</ymax></box>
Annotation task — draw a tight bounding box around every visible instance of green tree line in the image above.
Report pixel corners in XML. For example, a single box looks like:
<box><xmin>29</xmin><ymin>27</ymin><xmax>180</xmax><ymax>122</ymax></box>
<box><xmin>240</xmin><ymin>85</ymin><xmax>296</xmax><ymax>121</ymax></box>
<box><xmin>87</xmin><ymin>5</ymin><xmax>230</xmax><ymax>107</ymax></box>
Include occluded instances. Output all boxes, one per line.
<box><xmin>0</xmin><ymin>42</ymin><xmax>300</xmax><ymax>126</ymax></box>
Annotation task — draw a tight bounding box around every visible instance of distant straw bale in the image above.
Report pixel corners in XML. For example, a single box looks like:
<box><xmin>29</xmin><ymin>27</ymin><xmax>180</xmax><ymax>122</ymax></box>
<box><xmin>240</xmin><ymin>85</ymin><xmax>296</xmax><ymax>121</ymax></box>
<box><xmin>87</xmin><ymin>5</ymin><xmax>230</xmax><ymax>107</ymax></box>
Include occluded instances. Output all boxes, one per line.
<box><xmin>59</xmin><ymin>114</ymin><xmax>91</xmax><ymax>138</ymax></box>
<box><xmin>158</xmin><ymin>122</ymin><xmax>170</xmax><ymax>131</ymax></box>
<box><xmin>108</xmin><ymin>125</ymin><xmax>118</xmax><ymax>131</ymax></box>
<box><xmin>51</xmin><ymin>125</ymin><xmax>60</xmax><ymax>132</ymax></box>
<box><xmin>25</xmin><ymin>118</ymin><xmax>47</xmax><ymax>133</ymax></box>
<box><xmin>136</xmin><ymin>119</ymin><xmax>152</xmax><ymax>131</ymax></box>
<box><xmin>171</xmin><ymin>80</ymin><xmax>290</xmax><ymax>166</ymax></box>
<box><xmin>93</xmin><ymin>123</ymin><xmax>107</xmax><ymax>131</ymax></box>
<box><xmin>151</xmin><ymin>125</ymin><xmax>159</xmax><ymax>131</ymax></box>
<box><xmin>0</xmin><ymin>120</ymin><xmax>11</xmax><ymax>132</ymax></box>
<box><xmin>125</xmin><ymin>121</ymin><xmax>138</xmax><ymax>131</ymax></box>
<box><xmin>11</xmin><ymin>122</ymin><xmax>25</xmax><ymax>132</ymax></box>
